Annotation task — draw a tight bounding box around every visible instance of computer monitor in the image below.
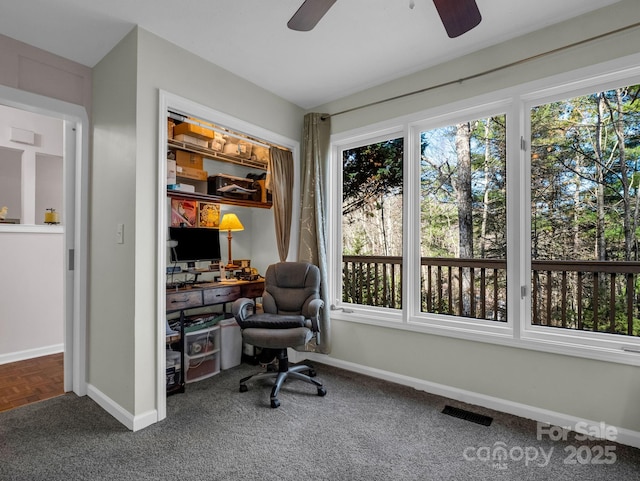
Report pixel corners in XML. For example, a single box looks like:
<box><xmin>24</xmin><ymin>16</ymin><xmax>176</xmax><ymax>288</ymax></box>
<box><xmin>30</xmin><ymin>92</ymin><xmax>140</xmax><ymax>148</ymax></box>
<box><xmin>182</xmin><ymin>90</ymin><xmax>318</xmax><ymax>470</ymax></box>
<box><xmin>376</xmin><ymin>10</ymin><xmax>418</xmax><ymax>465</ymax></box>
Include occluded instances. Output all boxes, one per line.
<box><xmin>168</xmin><ymin>227</ymin><xmax>221</xmax><ymax>268</ymax></box>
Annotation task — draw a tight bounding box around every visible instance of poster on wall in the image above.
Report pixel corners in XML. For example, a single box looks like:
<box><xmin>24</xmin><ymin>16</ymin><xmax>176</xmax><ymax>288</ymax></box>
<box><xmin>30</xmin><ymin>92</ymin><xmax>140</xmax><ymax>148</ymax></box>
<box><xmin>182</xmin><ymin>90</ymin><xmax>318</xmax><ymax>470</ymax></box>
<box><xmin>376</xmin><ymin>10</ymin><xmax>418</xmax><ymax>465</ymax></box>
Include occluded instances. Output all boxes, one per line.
<box><xmin>171</xmin><ymin>199</ymin><xmax>197</xmax><ymax>227</ymax></box>
<box><xmin>198</xmin><ymin>202</ymin><xmax>220</xmax><ymax>228</ymax></box>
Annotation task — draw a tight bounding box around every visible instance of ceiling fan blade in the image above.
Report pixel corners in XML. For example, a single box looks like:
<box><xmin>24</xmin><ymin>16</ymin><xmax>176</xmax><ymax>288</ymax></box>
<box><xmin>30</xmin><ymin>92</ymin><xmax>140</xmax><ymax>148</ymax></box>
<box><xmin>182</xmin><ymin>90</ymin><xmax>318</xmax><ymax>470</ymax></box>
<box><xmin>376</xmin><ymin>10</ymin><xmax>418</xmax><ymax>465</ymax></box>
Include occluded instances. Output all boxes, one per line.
<box><xmin>287</xmin><ymin>0</ymin><xmax>337</xmax><ymax>31</ymax></box>
<box><xmin>432</xmin><ymin>0</ymin><xmax>482</xmax><ymax>38</ymax></box>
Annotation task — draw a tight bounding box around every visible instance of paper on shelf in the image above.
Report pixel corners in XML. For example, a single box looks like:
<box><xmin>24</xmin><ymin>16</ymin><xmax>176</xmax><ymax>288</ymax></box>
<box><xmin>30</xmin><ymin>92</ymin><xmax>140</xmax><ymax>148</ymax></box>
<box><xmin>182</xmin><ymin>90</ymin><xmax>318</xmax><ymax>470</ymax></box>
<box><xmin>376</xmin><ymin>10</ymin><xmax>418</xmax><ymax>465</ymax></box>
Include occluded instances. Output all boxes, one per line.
<box><xmin>217</xmin><ymin>183</ymin><xmax>257</xmax><ymax>194</ymax></box>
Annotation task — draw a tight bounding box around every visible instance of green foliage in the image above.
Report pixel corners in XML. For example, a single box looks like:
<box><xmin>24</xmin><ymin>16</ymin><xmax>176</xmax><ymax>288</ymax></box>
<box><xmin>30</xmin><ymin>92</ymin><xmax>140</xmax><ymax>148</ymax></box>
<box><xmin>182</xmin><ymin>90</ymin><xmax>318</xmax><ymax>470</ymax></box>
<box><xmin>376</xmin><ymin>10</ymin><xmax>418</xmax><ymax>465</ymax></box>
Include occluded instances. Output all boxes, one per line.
<box><xmin>342</xmin><ymin>138</ymin><xmax>403</xmax><ymax>216</ymax></box>
<box><xmin>341</xmin><ymin>84</ymin><xmax>640</xmax><ymax>337</ymax></box>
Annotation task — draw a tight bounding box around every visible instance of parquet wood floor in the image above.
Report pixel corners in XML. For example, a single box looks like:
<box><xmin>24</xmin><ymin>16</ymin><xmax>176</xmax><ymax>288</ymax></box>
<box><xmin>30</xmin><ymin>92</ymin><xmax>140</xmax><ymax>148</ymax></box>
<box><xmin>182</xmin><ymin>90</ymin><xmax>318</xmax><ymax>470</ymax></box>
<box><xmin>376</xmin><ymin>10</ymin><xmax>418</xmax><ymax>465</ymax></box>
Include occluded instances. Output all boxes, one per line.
<box><xmin>0</xmin><ymin>353</ymin><xmax>64</xmax><ymax>412</ymax></box>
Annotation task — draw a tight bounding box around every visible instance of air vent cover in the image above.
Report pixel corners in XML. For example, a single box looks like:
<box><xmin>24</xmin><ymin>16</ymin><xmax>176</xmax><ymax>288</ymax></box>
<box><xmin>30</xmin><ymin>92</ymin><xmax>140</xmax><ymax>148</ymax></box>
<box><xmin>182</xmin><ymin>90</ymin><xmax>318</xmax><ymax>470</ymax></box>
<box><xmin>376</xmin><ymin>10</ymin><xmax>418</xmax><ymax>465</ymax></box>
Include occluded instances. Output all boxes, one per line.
<box><xmin>442</xmin><ymin>405</ymin><xmax>493</xmax><ymax>426</ymax></box>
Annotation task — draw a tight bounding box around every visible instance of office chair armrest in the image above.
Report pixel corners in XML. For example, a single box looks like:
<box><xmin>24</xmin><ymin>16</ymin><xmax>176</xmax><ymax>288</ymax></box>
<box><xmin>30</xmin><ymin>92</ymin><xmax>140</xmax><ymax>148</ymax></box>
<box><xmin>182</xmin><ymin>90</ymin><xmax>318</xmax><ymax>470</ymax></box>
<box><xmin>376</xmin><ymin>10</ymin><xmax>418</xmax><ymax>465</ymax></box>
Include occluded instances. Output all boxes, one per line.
<box><xmin>232</xmin><ymin>297</ymin><xmax>254</xmax><ymax>324</ymax></box>
<box><xmin>307</xmin><ymin>298</ymin><xmax>324</xmax><ymax>332</ymax></box>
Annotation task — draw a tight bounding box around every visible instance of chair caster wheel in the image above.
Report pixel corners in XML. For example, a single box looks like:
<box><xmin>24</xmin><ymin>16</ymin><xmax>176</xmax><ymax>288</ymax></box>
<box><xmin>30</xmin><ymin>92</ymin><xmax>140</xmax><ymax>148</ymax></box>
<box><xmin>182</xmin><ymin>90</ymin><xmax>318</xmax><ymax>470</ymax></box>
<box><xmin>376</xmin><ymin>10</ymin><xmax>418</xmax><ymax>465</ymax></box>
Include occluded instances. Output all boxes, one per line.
<box><xmin>308</xmin><ymin>369</ymin><xmax>317</xmax><ymax>377</ymax></box>
<box><xmin>239</xmin><ymin>384</ymin><xmax>248</xmax><ymax>393</ymax></box>
<box><xmin>271</xmin><ymin>399</ymin><xmax>281</xmax><ymax>408</ymax></box>
<box><xmin>317</xmin><ymin>386</ymin><xmax>327</xmax><ymax>397</ymax></box>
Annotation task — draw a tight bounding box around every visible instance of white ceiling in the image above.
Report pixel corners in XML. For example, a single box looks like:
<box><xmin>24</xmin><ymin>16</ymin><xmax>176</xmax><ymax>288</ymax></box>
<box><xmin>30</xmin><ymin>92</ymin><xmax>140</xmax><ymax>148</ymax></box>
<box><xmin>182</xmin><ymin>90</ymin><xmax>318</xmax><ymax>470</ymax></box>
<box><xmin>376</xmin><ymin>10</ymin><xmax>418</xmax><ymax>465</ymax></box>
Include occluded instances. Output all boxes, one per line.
<box><xmin>0</xmin><ymin>0</ymin><xmax>623</xmax><ymax>109</ymax></box>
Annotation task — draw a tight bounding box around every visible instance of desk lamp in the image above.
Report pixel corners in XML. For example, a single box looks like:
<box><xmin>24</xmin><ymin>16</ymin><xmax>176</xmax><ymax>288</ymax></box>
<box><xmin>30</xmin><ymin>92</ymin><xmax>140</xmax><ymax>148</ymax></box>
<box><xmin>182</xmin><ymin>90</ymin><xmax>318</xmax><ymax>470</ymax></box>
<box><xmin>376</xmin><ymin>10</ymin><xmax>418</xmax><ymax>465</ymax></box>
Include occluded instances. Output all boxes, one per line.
<box><xmin>219</xmin><ymin>213</ymin><xmax>244</xmax><ymax>267</ymax></box>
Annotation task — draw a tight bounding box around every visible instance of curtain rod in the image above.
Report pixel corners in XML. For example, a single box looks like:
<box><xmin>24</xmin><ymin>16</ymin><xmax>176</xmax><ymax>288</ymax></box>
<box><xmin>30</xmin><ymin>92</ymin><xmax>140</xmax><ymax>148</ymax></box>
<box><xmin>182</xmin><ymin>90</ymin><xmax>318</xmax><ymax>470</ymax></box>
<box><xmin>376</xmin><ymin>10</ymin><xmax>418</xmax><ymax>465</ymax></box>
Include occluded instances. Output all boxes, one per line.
<box><xmin>321</xmin><ymin>21</ymin><xmax>640</xmax><ymax>121</ymax></box>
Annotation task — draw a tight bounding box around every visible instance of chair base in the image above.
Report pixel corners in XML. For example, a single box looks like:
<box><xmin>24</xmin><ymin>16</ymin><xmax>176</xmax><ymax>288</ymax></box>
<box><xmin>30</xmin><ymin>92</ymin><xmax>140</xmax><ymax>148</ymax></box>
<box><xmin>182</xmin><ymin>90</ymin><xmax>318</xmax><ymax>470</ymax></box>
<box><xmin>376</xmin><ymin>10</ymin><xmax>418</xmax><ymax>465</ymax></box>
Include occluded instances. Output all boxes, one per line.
<box><xmin>239</xmin><ymin>350</ymin><xmax>326</xmax><ymax>408</ymax></box>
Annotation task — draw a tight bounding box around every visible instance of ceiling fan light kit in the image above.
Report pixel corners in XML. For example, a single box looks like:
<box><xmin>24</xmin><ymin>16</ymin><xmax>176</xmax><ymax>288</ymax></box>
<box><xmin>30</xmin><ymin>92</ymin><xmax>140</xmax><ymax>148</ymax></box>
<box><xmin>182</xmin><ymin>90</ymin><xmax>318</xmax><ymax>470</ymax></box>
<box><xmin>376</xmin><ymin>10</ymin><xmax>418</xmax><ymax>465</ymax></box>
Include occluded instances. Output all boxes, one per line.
<box><xmin>287</xmin><ymin>0</ymin><xmax>482</xmax><ymax>37</ymax></box>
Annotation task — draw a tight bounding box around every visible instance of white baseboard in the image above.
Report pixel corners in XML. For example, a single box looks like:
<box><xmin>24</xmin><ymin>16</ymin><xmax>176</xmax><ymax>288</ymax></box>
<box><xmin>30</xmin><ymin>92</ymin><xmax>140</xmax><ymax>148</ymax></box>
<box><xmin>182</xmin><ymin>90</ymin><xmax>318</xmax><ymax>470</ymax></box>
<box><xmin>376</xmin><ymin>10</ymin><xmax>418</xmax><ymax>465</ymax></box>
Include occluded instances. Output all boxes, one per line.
<box><xmin>0</xmin><ymin>344</ymin><xmax>63</xmax><ymax>365</ymax></box>
<box><xmin>302</xmin><ymin>352</ymin><xmax>640</xmax><ymax>450</ymax></box>
<box><xmin>87</xmin><ymin>383</ymin><xmax>157</xmax><ymax>432</ymax></box>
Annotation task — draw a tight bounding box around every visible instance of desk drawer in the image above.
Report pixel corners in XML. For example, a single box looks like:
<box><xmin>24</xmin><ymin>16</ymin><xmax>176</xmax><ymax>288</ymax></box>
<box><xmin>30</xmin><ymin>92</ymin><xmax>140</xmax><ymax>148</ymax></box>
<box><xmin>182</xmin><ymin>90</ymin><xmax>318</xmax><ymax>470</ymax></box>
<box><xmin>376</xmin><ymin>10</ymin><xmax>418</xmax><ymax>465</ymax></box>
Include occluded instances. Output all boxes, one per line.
<box><xmin>241</xmin><ymin>282</ymin><xmax>264</xmax><ymax>298</ymax></box>
<box><xmin>166</xmin><ymin>290</ymin><xmax>203</xmax><ymax>311</ymax></box>
<box><xmin>203</xmin><ymin>286</ymin><xmax>241</xmax><ymax>305</ymax></box>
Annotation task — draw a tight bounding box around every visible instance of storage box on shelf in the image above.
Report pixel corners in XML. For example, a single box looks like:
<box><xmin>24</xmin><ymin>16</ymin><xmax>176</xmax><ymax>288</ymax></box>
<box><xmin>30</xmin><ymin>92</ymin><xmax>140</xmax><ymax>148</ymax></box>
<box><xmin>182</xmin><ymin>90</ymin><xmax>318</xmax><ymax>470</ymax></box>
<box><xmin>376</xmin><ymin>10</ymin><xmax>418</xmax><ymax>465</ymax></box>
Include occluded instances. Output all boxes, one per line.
<box><xmin>176</xmin><ymin>150</ymin><xmax>204</xmax><ymax>170</ymax></box>
<box><xmin>166</xmin><ymin>349</ymin><xmax>182</xmax><ymax>390</ymax></box>
<box><xmin>168</xmin><ymin>133</ymin><xmax>268</xmax><ymax>170</ymax></box>
<box><xmin>167</xmin><ymin>115</ymin><xmax>276</xmax><ymax>207</ymax></box>
<box><xmin>176</xmin><ymin>165</ymin><xmax>208</xmax><ymax>181</ymax></box>
<box><xmin>173</xmin><ymin>121</ymin><xmax>214</xmax><ymax>141</ymax></box>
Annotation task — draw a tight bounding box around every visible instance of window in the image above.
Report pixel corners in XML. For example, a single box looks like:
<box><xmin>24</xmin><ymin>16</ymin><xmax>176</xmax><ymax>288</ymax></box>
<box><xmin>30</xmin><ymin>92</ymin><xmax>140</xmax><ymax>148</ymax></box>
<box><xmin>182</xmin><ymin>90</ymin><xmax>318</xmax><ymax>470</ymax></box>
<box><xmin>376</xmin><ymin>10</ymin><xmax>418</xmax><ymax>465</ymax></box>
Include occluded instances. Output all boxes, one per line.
<box><xmin>419</xmin><ymin>116</ymin><xmax>507</xmax><ymax>321</ymax></box>
<box><xmin>530</xmin><ymin>85</ymin><xmax>640</xmax><ymax>337</ymax></box>
<box><xmin>330</xmin><ymin>60</ymin><xmax>640</xmax><ymax>365</ymax></box>
<box><xmin>341</xmin><ymin>136</ymin><xmax>403</xmax><ymax>309</ymax></box>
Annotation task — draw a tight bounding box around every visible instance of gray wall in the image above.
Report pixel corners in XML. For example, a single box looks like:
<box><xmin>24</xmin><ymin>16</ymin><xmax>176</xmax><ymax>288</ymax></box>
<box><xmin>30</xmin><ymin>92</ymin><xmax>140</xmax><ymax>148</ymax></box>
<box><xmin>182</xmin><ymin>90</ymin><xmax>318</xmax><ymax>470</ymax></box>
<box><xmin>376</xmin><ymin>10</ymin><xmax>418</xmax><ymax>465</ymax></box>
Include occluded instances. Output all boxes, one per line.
<box><xmin>91</xmin><ymin>27</ymin><xmax>304</xmax><ymax>416</ymax></box>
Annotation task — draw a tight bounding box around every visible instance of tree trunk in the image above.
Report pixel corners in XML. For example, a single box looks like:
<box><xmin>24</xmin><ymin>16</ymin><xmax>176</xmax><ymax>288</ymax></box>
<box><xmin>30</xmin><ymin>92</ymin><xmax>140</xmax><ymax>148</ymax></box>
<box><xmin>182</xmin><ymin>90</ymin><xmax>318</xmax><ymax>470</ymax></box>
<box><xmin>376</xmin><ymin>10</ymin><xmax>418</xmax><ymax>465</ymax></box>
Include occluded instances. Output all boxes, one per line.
<box><xmin>481</xmin><ymin>119</ymin><xmax>491</xmax><ymax>258</ymax></box>
<box><xmin>455</xmin><ymin>122</ymin><xmax>474</xmax><ymax>258</ymax></box>
<box><xmin>455</xmin><ymin>122</ymin><xmax>473</xmax><ymax>316</ymax></box>
<box><xmin>607</xmin><ymin>89</ymin><xmax>632</xmax><ymax>260</ymax></box>
<box><xmin>595</xmin><ymin>93</ymin><xmax>607</xmax><ymax>261</ymax></box>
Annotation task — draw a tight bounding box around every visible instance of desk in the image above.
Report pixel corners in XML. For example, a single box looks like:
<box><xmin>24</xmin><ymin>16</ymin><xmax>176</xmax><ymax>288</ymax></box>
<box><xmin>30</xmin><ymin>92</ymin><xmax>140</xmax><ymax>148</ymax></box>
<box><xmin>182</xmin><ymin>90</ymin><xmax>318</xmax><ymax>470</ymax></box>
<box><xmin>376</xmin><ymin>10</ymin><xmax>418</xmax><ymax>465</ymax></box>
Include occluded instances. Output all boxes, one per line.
<box><xmin>166</xmin><ymin>279</ymin><xmax>264</xmax><ymax>394</ymax></box>
<box><xmin>166</xmin><ymin>279</ymin><xmax>264</xmax><ymax>313</ymax></box>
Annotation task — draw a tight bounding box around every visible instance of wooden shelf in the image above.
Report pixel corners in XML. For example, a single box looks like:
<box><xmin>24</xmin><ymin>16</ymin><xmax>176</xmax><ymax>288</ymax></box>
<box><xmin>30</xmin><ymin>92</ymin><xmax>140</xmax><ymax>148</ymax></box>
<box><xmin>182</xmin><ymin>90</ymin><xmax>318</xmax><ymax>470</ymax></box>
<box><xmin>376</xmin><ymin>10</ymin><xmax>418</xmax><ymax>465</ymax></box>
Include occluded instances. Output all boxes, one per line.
<box><xmin>167</xmin><ymin>189</ymin><xmax>272</xmax><ymax>209</ymax></box>
<box><xmin>168</xmin><ymin>138</ymin><xmax>268</xmax><ymax>171</ymax></box>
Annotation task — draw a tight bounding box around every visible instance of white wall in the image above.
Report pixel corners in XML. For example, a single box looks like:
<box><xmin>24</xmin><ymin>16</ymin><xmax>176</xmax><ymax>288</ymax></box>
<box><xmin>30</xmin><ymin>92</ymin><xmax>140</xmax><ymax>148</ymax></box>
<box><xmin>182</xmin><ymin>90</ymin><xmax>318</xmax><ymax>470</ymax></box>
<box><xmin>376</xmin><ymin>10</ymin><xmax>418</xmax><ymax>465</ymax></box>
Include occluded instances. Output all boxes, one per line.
<box><xmin>0</xmin><ymin>231</ymin><xmax>63</xmax><ymax>362</ymax></box>
<box><xmin>0</xmin><ymin>105</ymin><xmax>64</xmax><ymax>363</ymax></box>
<box><xmin>313</xmin><ymin>0</ymin><xmax>640</xmax><ymax>437</ymax></box>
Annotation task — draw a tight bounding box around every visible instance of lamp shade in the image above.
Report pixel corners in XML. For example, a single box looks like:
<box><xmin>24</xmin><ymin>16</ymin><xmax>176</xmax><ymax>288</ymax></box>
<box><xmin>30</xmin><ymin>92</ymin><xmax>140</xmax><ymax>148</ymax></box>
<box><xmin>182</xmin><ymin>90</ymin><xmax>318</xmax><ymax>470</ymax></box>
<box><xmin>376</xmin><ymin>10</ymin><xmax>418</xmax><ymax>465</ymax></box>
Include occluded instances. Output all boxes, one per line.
<box><xmin>219</xmin><ymin>213</ymin><xmax>244</xmax><ymax>231</ymax></box>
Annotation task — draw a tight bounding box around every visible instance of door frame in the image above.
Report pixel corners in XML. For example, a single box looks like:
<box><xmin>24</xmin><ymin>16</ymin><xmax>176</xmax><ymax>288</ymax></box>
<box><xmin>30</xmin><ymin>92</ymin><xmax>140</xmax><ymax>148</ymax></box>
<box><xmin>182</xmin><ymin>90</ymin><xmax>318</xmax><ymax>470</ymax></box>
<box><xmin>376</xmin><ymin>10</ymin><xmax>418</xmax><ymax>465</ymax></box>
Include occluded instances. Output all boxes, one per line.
<box><xmin>156</xmin><ymin>90</ymin><xmax>300</xmax><ymax>420</ymax></box>
<box><xmin>0</xmin><ymin>84</ymin><xmax>89</xmax><ymax>396</ymax></box>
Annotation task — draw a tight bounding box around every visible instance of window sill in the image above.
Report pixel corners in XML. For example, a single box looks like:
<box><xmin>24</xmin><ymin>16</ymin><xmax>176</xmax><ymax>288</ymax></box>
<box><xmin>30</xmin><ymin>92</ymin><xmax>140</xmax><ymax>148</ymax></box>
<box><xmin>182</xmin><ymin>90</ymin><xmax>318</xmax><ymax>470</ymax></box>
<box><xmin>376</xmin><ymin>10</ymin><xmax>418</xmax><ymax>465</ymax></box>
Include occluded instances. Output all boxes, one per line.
<box><xmin>331</xmin><ymin>310</ymin><xmax>640</xmax><ymax>367</ymax></box>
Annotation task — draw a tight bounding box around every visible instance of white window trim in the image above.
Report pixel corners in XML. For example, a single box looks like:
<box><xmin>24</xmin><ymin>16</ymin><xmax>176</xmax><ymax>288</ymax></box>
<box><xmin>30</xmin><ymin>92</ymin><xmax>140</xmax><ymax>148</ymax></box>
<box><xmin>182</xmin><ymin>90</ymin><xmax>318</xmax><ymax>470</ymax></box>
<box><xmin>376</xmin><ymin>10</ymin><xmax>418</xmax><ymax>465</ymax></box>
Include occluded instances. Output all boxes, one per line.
<box><xmin>329</xmin><ymin>52</ymin><xmax>640</xmax><ymax>368</ymax></box>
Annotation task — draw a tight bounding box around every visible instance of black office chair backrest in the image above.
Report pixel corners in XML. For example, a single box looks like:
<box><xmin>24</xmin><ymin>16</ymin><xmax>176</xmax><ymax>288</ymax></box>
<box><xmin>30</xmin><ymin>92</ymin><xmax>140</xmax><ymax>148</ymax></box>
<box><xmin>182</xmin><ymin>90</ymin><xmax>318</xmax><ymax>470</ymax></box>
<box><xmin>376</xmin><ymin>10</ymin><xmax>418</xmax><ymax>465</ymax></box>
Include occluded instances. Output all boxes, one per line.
<box><xmin>262</xmin><ymin>262</ymin><xmax>320</xmax><ymax>317</ymax></box>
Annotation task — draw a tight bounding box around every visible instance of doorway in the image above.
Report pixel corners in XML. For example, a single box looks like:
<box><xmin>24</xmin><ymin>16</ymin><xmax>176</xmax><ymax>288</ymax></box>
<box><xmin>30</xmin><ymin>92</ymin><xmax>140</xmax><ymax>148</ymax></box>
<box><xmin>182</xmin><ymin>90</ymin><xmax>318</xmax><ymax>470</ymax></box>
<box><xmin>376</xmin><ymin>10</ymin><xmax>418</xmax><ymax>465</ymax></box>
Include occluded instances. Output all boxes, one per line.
<box><xmin>0</xmin><ymin>85</ymin><xmax>88</xmax><ymax>401</ymax></box>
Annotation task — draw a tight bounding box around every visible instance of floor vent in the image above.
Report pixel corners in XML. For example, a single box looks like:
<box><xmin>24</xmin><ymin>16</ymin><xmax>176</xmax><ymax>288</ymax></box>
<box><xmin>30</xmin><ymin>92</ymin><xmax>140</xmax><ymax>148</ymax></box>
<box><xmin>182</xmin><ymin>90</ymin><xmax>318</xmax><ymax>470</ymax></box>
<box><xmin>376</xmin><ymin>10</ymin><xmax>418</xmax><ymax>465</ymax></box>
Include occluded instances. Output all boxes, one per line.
<box><xmin>442</xmin><ymin>405</ymin><xmax>493</xmax><ymax>426</ymax></box>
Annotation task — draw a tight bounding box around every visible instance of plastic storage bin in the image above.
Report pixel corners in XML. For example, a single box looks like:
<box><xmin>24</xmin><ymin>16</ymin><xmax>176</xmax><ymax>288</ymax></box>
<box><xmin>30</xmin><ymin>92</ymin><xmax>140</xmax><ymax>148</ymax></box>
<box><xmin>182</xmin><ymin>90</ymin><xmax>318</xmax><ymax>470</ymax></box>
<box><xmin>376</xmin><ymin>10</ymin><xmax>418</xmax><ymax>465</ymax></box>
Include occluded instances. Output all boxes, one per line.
<box><xmin>220</xmin><ymin>318</ymin><xmax>242</xmax><ymax>369</ymax></box>
<box><xmin>183</xmin><ymin>325</ymin><xmax>220</xmax><ymax>382</ymax></box>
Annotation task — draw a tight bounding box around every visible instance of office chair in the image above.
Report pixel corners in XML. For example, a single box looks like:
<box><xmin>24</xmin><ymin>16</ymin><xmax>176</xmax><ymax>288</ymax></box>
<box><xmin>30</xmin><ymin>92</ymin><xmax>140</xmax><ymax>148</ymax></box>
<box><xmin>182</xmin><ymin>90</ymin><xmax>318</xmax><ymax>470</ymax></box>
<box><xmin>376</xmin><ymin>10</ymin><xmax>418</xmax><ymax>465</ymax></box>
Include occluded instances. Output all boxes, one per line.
<box><xmin>232</xmin><ymin>261</ymin><xmax>327</xmax><ymax>408</ymax></box>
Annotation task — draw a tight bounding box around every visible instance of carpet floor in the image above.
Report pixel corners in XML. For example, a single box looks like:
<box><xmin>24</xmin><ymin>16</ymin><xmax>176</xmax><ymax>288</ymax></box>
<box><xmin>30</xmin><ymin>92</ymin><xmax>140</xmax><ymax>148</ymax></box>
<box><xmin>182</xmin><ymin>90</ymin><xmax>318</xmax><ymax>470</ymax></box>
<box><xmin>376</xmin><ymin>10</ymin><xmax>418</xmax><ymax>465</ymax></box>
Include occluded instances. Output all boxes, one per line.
<box><xmin>1</xmin><ymin>361</ymin><xmax>639</xmax><ymax>480</ymax></box>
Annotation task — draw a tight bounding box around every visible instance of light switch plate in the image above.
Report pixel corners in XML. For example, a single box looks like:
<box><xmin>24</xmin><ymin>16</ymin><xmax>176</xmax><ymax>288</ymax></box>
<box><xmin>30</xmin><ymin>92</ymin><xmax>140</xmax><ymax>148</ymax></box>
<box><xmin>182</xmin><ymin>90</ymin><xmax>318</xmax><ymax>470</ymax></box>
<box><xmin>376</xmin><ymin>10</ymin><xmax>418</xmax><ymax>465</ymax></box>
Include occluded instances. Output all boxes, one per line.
<box><xmin>116</xmin><ymin>223</ymin><xmax>124</xmax><ymax>244</ymax></box>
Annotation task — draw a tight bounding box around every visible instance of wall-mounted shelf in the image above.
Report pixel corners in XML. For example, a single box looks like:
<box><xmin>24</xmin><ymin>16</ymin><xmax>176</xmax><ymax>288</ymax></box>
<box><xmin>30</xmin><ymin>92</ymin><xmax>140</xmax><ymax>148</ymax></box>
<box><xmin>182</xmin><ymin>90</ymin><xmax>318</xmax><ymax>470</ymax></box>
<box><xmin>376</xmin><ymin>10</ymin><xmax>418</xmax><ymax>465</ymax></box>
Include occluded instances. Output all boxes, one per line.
<box><xmin>168</xmin><ymin>138</ymin><xmax>268</xmax><ymax>171</ymax></box>
<box><xmin>167</xmin><ymin>189</ymin><xmax>272</xmax><ymax>209</ymax></box>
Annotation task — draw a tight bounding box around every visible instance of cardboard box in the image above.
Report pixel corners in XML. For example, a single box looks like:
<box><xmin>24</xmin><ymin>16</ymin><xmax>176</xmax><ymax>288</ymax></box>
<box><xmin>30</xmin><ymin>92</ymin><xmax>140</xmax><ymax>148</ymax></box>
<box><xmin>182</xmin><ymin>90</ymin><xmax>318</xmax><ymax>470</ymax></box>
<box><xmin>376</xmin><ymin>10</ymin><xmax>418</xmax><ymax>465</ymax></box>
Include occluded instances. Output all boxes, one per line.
<box><xmin>176</xmin><ymin>165</ymin><xmax>207</xmax><ymax>181</ymax></box>
<box><xmin>174</xmin><ymin>122</ymin><xmax>214</xmax><ymax>140</ymax></box>
<box><xmin>167</xmin><ymin>183</ymin><xmax>196</xmax><ymax>194</ymax></box>
<box><xmin>210</xmin><ymin>137</ymin><xmax>226</xmax><ymax>152</ymax></box>
<box><xmin>237</xmin><ymin>141</ymin><xmax>253</xmax><ymax>159</ymax></box>
<box><xmin>256</xmin><ymin>179</ymin><xmax>267</xmax><ymax>203</ymax></box>
<box><xmin>167</xmin><ymin>119</ymin><xmax>175</xmax><ymax>139</ymax></box>
<box><xmin>174</xmin><ymin>134</ymin><xmax>208</xmax><ymax>147</ymax></box>
<box><xmin>167</xmin><ymin>159</ymin><xmax>177</xmax><ymax>185</ymax></box>
<box><xmin>176</xmin><ymin>150</ymin><xmax>204</xmax><ymax>170</ymax></box>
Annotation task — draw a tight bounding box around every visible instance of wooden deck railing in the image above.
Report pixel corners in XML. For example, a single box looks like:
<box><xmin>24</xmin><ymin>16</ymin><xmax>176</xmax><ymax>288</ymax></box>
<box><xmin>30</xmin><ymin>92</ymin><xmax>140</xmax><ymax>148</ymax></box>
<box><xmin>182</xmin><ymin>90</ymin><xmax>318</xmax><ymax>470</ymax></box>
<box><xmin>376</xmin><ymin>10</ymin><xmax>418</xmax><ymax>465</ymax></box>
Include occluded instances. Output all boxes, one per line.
<box><xmin>342</xmin><ymin>256</ymin><xmax>640</xmax><ymax>336</ymax></box>
<box><xmin>532</xmin><ymin>260</ymin><xmax>640</xmax><ymax>336</ymax></box>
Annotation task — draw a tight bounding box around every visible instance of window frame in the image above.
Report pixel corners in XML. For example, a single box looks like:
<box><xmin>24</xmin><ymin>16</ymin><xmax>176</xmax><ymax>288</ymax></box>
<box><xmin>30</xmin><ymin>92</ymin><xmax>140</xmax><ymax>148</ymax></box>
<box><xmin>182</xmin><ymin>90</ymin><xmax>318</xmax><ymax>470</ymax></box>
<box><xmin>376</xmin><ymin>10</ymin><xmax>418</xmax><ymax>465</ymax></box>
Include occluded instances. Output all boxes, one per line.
<box><xmin>328</xmin><ymin>53</ymin><xmax>640</xmax><ymax>367</ymax></box>
<box><xmin>330</xmin><ymin>125</ymin><xmax>406</xmax><ymax>326</ymax></box>
<box><xmin>520</xmin><ymin>68</ymin><xmax>640</xmax><ymax>359</ymax></box>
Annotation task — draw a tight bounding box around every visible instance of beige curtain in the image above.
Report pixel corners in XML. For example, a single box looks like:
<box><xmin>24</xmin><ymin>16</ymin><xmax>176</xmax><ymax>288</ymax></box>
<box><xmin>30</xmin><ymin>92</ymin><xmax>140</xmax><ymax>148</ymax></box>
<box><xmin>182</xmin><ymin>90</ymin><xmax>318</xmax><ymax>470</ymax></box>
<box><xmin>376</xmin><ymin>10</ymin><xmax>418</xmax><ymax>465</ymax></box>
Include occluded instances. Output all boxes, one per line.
<box><xmin>298</xmin><ymin>112</ymin><xmax>331</xmax><ymax>354</ymax></box>
<box><xmin>268</xmin><ymin>147</ymin><xmax>294</xmax><ymax>261</ymax></box>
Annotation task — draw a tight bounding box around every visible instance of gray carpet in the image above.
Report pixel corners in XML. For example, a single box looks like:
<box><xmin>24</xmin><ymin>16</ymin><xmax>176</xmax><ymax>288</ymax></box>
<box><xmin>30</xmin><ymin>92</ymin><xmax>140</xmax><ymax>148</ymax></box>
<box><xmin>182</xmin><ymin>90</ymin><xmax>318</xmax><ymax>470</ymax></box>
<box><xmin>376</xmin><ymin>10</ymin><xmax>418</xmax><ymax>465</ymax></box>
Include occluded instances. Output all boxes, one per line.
<box><xmin>1</xmin><ymin>362</ymin><xmax>639</xmax><ymax>480</ymax></box>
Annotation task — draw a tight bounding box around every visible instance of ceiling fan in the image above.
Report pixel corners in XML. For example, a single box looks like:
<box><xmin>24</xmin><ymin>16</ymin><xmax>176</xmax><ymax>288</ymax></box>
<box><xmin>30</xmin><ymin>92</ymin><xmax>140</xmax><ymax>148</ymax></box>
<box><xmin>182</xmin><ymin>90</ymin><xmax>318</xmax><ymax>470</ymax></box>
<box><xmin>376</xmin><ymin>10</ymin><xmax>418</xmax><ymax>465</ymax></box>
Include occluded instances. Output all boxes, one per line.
<box><xmin>287</xmin><ymin>0</ymin><xmax>482</xmax><ymax>38</ymax></box>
